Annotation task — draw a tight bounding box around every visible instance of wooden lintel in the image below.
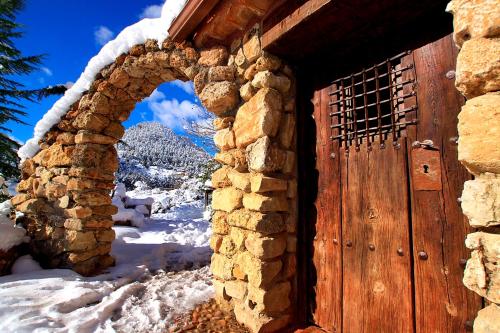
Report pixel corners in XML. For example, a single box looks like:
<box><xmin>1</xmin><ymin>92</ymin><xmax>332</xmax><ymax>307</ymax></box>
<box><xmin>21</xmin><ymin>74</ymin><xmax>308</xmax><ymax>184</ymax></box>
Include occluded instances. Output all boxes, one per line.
<box><xmin>262</xmin><ymin>0</ymin><xmax>331</xmax><ymax>50</ymax></box>
<box><xmin>168</xmin><ymin>0</ymin><xmax>220</xmax><ymax>42</ymax></box>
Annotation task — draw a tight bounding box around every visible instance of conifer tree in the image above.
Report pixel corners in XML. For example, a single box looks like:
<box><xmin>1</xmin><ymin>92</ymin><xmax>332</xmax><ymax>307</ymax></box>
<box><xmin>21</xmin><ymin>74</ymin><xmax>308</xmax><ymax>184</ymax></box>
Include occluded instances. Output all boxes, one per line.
<box><xmin>0</xmin><ymin>0</ymin><xmax>65</xmax><ymax>180</ymax></box>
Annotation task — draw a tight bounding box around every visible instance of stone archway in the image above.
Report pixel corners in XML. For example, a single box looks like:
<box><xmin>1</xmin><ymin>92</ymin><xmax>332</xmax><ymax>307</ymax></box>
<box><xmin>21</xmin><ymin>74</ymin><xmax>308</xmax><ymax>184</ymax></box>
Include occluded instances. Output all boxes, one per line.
<box><xmin>11</xmin><ymin>34</ymin><xmax>298</xmax><ymax>332</ymax></box>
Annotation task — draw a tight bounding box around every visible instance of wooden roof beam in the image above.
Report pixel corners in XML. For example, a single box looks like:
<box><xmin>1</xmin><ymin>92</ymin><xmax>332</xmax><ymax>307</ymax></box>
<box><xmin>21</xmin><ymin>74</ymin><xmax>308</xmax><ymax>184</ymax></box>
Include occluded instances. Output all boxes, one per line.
<box><xmin>168</xmin><ymin>0</ymin><xmax>221</xmax><ymax>42</ymax></box>
<box><xmin>262</xmin><ymin>0</ymin><xmax>332</xmax><ymax>50</ymax></box>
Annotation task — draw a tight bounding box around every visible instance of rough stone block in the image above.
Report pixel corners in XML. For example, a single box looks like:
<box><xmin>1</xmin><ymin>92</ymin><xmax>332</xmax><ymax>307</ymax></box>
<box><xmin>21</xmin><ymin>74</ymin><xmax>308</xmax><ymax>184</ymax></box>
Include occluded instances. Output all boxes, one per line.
<box><xmin>252</xmin><ymin>71</ymin><xmax>291</xmax><ymax>94</ymax></box>
<box><xmin>213</xmin><ymin>278</ymin><xmax>229</xmax><ymax>300</ymax></box>
<box><xmin>211</xmin><ymin>166</ymin><xmax>232</xmax><ymax>188</ymax></box>
<box><xmin>245</xmin><ymin>232</ymin><xmax>287</xmax><ymax>259</ymax></box>
<box><xmin>210</xmin><ymin>234</ymin><xmax>223</xmax><ymax>253</ymax></box>
<box><xmin>463</xmin><ymin>232</ymin><xmax>500</xmax><ymax>303</ymax></box>
<box><xmin>215</xmin><ymin>149</ymin><xmax>248</xmax><ymax>171</ymax></box>
<box><xmin>256</xmin><ymin>53</ymin><xmax>281</xmax><ymax>72</ymax></box>
<box><xmin>219</xmin><ymin>236</ymin><xmax>237</xmax><ymax>256</ymax></box>
<box><xmin>243</xmin><ymin>35</ymin><xmax>261</xmax><ymax>63</ymax></box>
<box><xmin>474</xmin><ymin>304</ymin><xmax>500</xmax><ymax>333</ymax></box>
<box><xmin>65</xmin><ymin>230</ymin><xmax>97</xmax><ymax>251</ymax></box>
<box><xmin>15</xmin><ymin>198</ymin><xmax>52</xmax><ymax>214</ymax></box>
<box><xmin>228</xmin><ymin>171</ymin><xmax>251</xmax><ymax>192</ymax></box>
<box><xmin>213</xmin><ymin>116</ymin><xmax>234</xmax><ymax>130</ymax></box>
<box><xmin>211</xmin><ymin>253</ymin><xmax>233</xmax><ymax>280</ymax></box>
<box><xmin>458</xmin><ymin>93</ymin><xmax>500</xmax><ymax>174</ymax></box>
<box><xmin>243</xmin><ymin>193</ymin><xmax>288</xmax><ymax>212</ymax></box>
<box><xmin>234</xmin><ymin>301</ymin><xmax>290</xmax><ymax>333</ymax></box>
<box><xmin>199</xmin><ymin>81</ymin><xmax>239</xmax><ymax>116</ymax></box>
<box><xmin>233</xmin><ymin>88</ymin><xmax>282</xmax><ymax>148</ymax></box>
<box><xmin>72</xmin><ymin>191</ymin><xmax>112</xmax><ymax>207</ymax></box>
<box><xmin>75</xmin><ymin>131</ymin><xmax>117</xmax><ymax>145</ymax></box>
<box><xmin>10</xmin><ymin>194</ymin><xmax>30</xmax><ymax>206</ymax></box>
<box><xmin>89</xmin><ymin>204</ymin><xmax>118</xmax><ymax>216</ymax></box>
<box><xmin>244</xmin><ymin>64</ymin><xmax>258</xmax><ymax>81</ymax></box>
<box><xmin>213</xmin><ymin>128</ymin><xmax>236</xmax><ymax>151</ymax></box>
<box><xmin>16</xmin><ymin>177</ymin><xmax>33</xmax><ymax>193</ymax></box>
<box><xmin>230</xmin><ymin>227</ymin><xmax>248</xmax><ymax>250</ymax></box>
<box><xmin>56</xmin><ymin>132</ymin><xmax>76</xmax><ymax>145</ymax></box>
<box><xmin>446</xmin><ymin>0</ymin><xmax>500</xmax><ymax>47</ymax></box>
<box><xmin>225</xmin><ymin>280</ymin><xmax>247</xmax><ymax>300</ymax></box>
<box><xmin>33</xmin><ymin>144</ymin><xmax>74</xmax><ymax>168</ymax></box>
<box><xmin>212</xmin><ymin>187</ymin><xmax>244</xmax><ymax>213</ymax></box>
<box><xmin>246</xmin><ymin>136</ymin><xmax>286</xmax><ymax>173</ymax></box>
<box><xmin>72</xmin><ymin>111</ymin><xmax>111</xmax><ymax>132</ymax></box>
<box><xmin>198</xmin><ymin>46</ymin><xmax>228</xmax><ymax>67</ymax></box>
<box><xmin>461</xmin><ymin>173</ymin><xmax>500</xmax><ymax>227</ymax></box>
<box><xmin>103</xmin><ymin>122</ymin><xmax>125</xmax><ymax>140</ymax></box>
<box><xmin>456</xmin><ymin>38</ymin><xmax>500</xmax><ymax>99</ymax></box>
<box><xmin>250</xmin><ymin>174</ymin><xmax>287</xmax><ymax>193</ymax></box>
<box><xmin>247</xmin><ymin>281</ymin><xmax>291</xmax><ymax>314</ymax></box>
<box><xmin>109</xmin><ymin>68</ymin><xmax>130</xmax><ymax>89</ymax></box>
<box><xmin>208</xmin><ymin>66</ymin><xmax>235</xmax><ymax>82</ymax></box>
<box><xmin>212</xmin><ymin>211</ymin><xmax>230</xmax><ymax>234</ymax></box>
<box><xmin>239</xmin><ymin>82</ymin><xmax>256</xmax><ymax>101</ymax></box>
<box><xmin>235</xmin><ymin>251</ymin><xmax>282</xmax><ymax>288</ymax></box>
<box><xmin>227</xmin><ymin>209</ymin><xmax>285</xmax><ymax>234</ymax></box>
<box><xmin>64</xmin><ymin>206</ymin><xmax>93</xmax><ymax>219</ymax></box>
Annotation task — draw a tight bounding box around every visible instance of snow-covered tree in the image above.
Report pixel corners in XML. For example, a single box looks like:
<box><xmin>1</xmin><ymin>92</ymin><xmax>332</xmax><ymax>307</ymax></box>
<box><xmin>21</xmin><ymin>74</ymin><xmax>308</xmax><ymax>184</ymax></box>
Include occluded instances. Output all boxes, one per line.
<box><xmin>0</xmin><ymin>0</ymin><xmax>66</xmax><ymax>178</ymax></box>
<box><xmin>116</xmin><ymin>122</ymin><xmax>215</xmax><ymax>189</ymax></box>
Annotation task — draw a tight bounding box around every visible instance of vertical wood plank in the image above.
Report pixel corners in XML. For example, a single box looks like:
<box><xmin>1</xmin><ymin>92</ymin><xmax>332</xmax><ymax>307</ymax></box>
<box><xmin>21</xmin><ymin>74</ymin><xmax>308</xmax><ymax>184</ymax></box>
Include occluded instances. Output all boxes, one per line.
<box><xmin>408</xmin><ymin>34</ymin><xmax>482</xmax><ymax>333</ymax></box>
<box><xmin>342</xmin><ymin>139</ymin><xmax>414</xmax><ymax>333</ymax></box>
<box><xmin>312</xmin><ymin>87</ymin><xmax>343</xmax><ymax>332</ymax></box>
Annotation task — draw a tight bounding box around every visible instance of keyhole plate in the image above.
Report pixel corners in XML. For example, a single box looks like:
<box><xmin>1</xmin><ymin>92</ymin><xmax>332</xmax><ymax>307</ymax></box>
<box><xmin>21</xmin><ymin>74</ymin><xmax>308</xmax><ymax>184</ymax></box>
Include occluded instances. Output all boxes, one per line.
<box><xmin>411</xmin><ymin>147</ymin><xmax>442</xmax><ymax>191</ymax></box>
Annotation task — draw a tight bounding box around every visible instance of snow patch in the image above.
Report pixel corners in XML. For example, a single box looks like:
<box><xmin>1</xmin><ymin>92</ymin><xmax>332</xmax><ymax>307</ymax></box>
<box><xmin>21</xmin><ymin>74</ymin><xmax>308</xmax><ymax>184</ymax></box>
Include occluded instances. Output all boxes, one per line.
<box><xmin>0</xmin><ymin>185</ymin><xmax>213</xmax><ymax>332</ymax></box>
<box><xmin>18</xmin><ymin>0</ymin><xmax>187</xmax><ymax>161</ymax></box>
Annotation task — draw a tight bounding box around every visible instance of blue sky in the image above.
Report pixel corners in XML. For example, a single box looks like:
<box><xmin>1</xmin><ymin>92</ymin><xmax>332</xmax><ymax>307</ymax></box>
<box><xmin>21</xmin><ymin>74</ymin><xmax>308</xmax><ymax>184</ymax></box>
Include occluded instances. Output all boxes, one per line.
<box><xmin>7</xmin><ymin>0</ymin><xmax>212</xmax><ymax>152</ymax></box>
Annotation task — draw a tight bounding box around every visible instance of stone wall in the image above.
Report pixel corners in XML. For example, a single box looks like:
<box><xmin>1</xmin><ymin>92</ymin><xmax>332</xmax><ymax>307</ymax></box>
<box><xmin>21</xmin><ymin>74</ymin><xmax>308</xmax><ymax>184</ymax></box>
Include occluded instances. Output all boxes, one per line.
<box><xmin>447</xmin><ymin>0</ymin><xmax>500</xmax><ymax>331</ymax></box>
<box><xmin>208</xmin><ymin>28</ymin><xmax>297</xmax><ymax>332</ymax></box>
<box><xmin>10</xmin><ymin>31</ymin><xmax>296</xmax><ymax>332</ymax></box>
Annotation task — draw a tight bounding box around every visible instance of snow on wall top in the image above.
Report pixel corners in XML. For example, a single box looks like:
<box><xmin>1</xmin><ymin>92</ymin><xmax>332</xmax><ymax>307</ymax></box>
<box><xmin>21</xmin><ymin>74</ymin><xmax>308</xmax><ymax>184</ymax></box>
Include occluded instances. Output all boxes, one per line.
<box><xmin>17</xmin><ymin>0</ymin><xmax>187</xmax><ymax>161</ymax></box>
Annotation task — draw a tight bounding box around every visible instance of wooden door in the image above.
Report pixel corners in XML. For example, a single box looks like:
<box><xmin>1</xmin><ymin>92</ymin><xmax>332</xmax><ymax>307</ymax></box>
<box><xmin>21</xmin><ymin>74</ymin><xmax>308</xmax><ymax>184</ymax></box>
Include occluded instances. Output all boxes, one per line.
<box><xmin>309</xmin><ymin>35</ymin><xmax>482</xmax><ymax>333</ymax></box>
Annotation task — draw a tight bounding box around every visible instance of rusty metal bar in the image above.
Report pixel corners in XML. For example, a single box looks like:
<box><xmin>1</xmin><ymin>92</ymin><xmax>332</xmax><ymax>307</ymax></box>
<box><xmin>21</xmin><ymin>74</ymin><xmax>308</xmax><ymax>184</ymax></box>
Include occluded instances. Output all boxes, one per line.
<box><xmin>350</xmin><ymin>76</ymin><xmax>359</xmax><ymax>150</ymax></box>
<box><xmin>328</xmin><ymin>79</ymin><xmax>415</xmax><ymax>104</ymax></box>
<box><xmin>329</xmin><ymin>67</ymin><xmax>413</xmax><ymax>94</ymax></box>
<box><xmin>374</xmin><ymin>66</ymin><xmax>384</xmax><ymax>146</ymax></box>
<box><xmin>361</xmin><ymin>70</ymin><xmax>370</xmax><ymax>150</ymax></box>
<box><xmin>328</xmin><ymin>50</ymin><xmax>417</xmax><ymax>148</ymax></box>
<box><xmin>329</xmin><ymin>91</ymin><xmax>415</xmax><ymax>111</ymax></box>
<box><xmin>387</xmin><ymin>60</ymin><xmax>398</xmax><ymax>145</ymax></box>
<box><xmin>329</xmin><ymin>121</ymin><xmax>418</xmax><ymax>140</ymax></box>
<box><xmin>339</xmin><ymin>79</ymin><xmax>349</xmax><ymax>151</ymax></box>
<box><xmin>329</xmin><ymin>105</ymin><xmax>416</xmax><ymax>128</ymax></box>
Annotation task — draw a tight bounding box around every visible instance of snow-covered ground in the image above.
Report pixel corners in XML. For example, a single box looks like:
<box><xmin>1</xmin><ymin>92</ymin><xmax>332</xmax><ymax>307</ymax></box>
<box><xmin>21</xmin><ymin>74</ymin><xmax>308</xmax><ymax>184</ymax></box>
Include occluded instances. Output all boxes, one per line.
<box><xmin>0</xmin><ymin>184</ymin><xmax>213</xmax><ymax>333</ymax></box>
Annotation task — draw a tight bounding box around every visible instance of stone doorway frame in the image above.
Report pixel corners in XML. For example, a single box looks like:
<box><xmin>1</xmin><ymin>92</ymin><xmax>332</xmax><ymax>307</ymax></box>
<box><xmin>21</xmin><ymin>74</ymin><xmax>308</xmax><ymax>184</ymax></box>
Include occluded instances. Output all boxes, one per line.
<box><xmin>11</xmin><ymin>34</ymin><xmax>298</xmax><ymax>332</ymax></box>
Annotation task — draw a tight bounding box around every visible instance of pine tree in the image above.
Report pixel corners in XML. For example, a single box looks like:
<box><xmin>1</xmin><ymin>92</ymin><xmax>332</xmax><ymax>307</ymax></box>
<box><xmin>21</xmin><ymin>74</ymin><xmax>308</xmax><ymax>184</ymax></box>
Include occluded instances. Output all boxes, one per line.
<box><xmin>0</xmin><ymin>0</ymin><xmax>66</xmax><ymax>180</ymax></box>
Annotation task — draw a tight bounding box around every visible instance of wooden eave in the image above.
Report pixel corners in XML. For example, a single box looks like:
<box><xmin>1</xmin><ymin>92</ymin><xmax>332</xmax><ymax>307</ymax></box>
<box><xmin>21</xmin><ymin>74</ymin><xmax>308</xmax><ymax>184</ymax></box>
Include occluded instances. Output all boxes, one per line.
<box><xmin>168</xmin><ymin>0</ymin><xmax>221</xmax><ymax>42</ymax></box>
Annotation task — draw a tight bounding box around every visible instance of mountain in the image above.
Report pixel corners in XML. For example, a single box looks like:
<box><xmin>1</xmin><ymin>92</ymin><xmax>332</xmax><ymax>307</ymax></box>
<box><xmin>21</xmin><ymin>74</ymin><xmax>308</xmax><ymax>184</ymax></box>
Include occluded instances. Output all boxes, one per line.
<box><xmin>116</xmin><ymin>122</ymin><xmax>213</xmax><ymax>189</ymax></box>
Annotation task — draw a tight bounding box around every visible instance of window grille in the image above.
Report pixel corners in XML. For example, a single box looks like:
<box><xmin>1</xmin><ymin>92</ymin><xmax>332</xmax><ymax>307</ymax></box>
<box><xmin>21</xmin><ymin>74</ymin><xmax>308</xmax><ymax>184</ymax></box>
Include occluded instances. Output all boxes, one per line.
<box><xmin>328</xmin><ymin>51</ymin><xmax>417</xmax><ymax>152</ymax></box>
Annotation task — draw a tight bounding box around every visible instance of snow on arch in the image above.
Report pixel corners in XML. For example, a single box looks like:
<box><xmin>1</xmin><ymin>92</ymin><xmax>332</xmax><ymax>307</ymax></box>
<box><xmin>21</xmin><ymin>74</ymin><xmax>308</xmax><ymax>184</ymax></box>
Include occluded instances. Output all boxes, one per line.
<box><xmin>18</xmin><ymin>0</ymin><xmax>187</xmax><ymax>161</ymax></box>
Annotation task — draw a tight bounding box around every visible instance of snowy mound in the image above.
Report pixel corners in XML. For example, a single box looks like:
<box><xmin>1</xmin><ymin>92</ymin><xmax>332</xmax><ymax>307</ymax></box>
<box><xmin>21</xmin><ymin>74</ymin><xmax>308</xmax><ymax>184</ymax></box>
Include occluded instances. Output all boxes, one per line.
<box><xmin>18</xmin><ymin>0</ymin><xmax>187</xmax><ymax>161</ymax></box>
<box><xmin>112</xmin><ymin>183</ymin><xmax>153</xmax><ymax>227</ymax></box>
<box><xmin>0</xmin><ymin>201</ymin><xmax>27</xmax><ymax>252</ymax></box>
<box><xmin>117</xmin><ymin>122</ymin><xmax>211</xmax><ymax>189</ymax></box>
